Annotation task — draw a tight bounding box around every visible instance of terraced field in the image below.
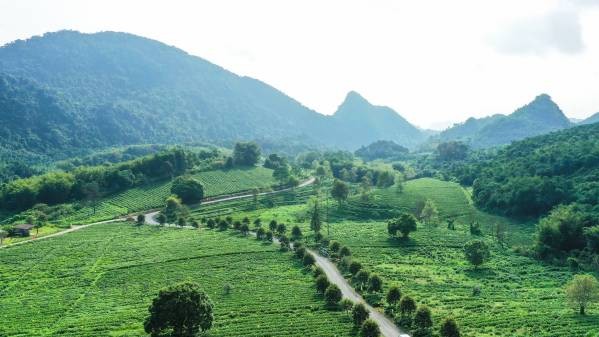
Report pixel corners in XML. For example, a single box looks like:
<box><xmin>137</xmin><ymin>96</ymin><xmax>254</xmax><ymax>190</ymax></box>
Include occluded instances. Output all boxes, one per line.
<box><xmin>57</xmin><ymin>167</ymin><xmax>277</xmax><ymax>226</ymax></box>
<box><xmin>221</xmin><ymin>178</ymin><xmax>599</xmax><ymax>337</ymax></box>
<box><xmin>0</xmin><ymin>223</ymin><xmax>353</xmax><ymax>337</ymax></box>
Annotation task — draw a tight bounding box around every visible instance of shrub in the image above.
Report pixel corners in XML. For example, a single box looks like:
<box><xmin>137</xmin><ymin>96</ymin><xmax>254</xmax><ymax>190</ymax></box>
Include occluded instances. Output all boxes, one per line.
<box><xmin>360</xmin><ymin>319</ymin><xmax>380</xmax><ymax>337</ymax></box>
<box><xmin>302</xmin><ymin>252</ymin><xmax>316</xmax><ymax>266</ymax></box>
<box><xmin>368</xmin><ymin>274</ymin><xmax>383</xmax><ymax>293</ymax></box>
<box><xmin>315</xmin><ymin>275</ymin><xmax>330</xmax><ymax>294</ymax></box>
<box><xmin>324</xmin><ymin>284</ymin><xmax>342</xmax><ymax>307</ymax></box>
<box><xmin>352</xmin><ymin>303</ymin><xmax>369</xmax><ymax>327</ymax></box>
<box><xmin>349</xmin><ymin>261</ymin><xmax>363</xmax><ymax>275</ymax></box>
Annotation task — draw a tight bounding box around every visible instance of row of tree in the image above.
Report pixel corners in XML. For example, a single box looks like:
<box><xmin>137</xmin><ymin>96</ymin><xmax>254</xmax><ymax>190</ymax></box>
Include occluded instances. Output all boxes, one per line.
<box><xmin>0</xmin><ymin>148</ymin><xmax>197</xmax><ymax>211</ymax></box>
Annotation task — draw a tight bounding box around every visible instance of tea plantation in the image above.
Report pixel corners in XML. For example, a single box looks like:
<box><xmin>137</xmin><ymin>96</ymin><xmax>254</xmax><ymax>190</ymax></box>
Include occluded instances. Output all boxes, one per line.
<box><xmin>0</xmin><ymin>223</ymin><xmax>353</xmax><ymax>337</ymax></box>
<box><xmin>216</xmin><ymin>178</ymin><xmax>599</xmax><ymax>337</ymax></box>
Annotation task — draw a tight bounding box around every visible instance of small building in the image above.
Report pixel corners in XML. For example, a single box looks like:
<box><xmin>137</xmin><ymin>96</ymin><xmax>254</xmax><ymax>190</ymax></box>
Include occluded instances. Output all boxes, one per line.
<box><xmin>13</xmin><ymin>224</ymin><xmax>34</xmax><ymax>237</ymax></box>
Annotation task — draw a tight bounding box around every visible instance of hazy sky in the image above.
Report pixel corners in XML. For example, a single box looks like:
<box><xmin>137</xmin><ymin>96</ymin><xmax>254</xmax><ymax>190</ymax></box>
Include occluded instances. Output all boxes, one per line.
<box><xmin>1</xmin><ymin>0</ymin><xmax>598</xmax><ymax>129</ymax></box>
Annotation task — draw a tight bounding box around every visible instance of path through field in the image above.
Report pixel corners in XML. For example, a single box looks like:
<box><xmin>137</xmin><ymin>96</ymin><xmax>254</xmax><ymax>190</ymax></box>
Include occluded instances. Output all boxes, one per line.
<box><xmin>309</xmin><ymin>250</ymin><xmax>408</xmax><ymax>337</ymax></box>
<box><xmin>0</xmin><ymin>175</ymin><xmax>408</xmax><ymax>337</ymax></box>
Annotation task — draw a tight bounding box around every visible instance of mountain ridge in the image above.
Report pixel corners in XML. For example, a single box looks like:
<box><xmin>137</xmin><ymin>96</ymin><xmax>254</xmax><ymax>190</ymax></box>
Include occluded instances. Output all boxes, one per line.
<box><xmin>0</xmin><ymin>30</ymin><xmax>425</xmax><ymax>160</ymax></box>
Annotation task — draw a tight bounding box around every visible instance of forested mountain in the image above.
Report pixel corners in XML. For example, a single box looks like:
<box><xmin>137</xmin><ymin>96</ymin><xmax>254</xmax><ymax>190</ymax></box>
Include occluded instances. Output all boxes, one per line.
<box><xmin>0</xmin><ymin>30</ymin><xmax>425</xmax><ymax>165</ymax></box>
<box><xmin>327</xmin><ymin>91</ymin><xmax>426</xmax><ymax>149</ymax></box>
<box><xmin>438</xmin><ymin>94</ymin><xmax>572</xmax><ymax>148</ymax></box>
<box><xmin>580</xmin><ymin>112</ymin><xmax>599</xmax><ymax>125</ymax></box>
<box><xmin>470</xmin><ymin>122</ymin><xmax>599</xmax><ymax>218</ymax></box>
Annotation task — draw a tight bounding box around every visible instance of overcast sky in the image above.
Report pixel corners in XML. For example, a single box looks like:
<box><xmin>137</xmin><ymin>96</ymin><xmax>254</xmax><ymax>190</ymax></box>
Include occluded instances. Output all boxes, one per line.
<box><xmin>1</xmin><ymin>0</ymin><xmax>598</xmax><ymax>129</ymax></box>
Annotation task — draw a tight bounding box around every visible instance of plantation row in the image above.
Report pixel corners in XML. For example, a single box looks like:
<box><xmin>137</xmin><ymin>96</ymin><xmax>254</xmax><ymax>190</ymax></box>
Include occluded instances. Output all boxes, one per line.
<box><xmin>0</xmin><ymin>223</ymin><xmax>354</xmax><ymax>337</ymax></box>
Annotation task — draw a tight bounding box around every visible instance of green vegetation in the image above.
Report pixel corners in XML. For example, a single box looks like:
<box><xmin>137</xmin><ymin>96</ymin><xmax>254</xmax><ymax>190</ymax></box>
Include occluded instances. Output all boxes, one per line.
<box><xmin>0</xmin><ymin>223</ymin><xmax>354</xmax><ymax>337</ymax></box>
<box><xmin>223</xmin><ymin>178</ymin><xmax>599</xmax><ymax>337</ymax></box>
<box><xmin>437</xmin><ymin>94</ymin><xmax>571</xmax><ymax>148</ymax></box>
<box><xmin>355</xmin><ymin>140</ymin><xmax>409</xmax><ymax>162</ymax></box>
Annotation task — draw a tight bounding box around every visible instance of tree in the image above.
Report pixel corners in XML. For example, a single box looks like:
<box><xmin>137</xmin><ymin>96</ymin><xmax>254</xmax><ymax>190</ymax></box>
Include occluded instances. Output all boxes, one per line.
<box><xmin>355</xmin><ymin>270</ymin><xmax>370</xmax><ymax>291</ymax></box>
<box><xmin>324</xmin><ymin>284</ymin><xmax>342</xmax><ymax>307</ymax></box>
<box><xmin>414</xmin><ymin>305</ymin><xmax>433</xmax><ymax>337</ymax></box>
<box><xmin>276</xmin><ymin>223</ymin><xmax>286</xmax><ymax>236</ymax></box>
<box><xmin>34</xmin><ymin>213</ymin><xmax>46</xmax><ymax>236</ymax></box>
<box><xmin>0</xmin><ymin>229</ymin><xmax>7</xmax><ymax>246</ymax></box>
<box><xmin>339</xmin><ymin>246</ymin><xmax>351</xmax><ymax>257</ymax></box>
<box><xmin>329</xmin><ymin>240</ymin><xmax>341</xmax><ymax>253</ymax></box>
<box><xmin>295</xmin><ymin>246</ymin><xmax>307</xmax><ymax>259</ymax></box>
<box><xmin>171</xmin><ymin>176</ymin><xmax>204</xmax><ymax>204</ymax></box>
<box><xmin>464</xmin><ymin>240</ymin><xmax>491</xmax><ymax>268</ymax></box>
<box><xmin>360</xmin><ymin>319</ymin><xmax>381</xmax><ymax>337</ymax></box>
<box><xmin>388</xmin><ymin>213</ymin><xmax>418</xmax><ymax>238</ymax></box>
<box><xmin>233</xmin><ymin>142</ymin><xmax>261</xmax><ymax>166</ymax></box>
<box><xmin>349</xmin><ymin>261</ymin><xmax>363</xmax><ymax>275</ymax></box>
<box><xmin>269</xmin><ymin>220</ymin><xmax>278</xmax><ymax>232</ymax></box>
<box><xmin>164</xmin><ymin>195</ymin><xmax>187</xmax><ymax>223</ymax></box>
<box><xmin>310</xmin><ymin>201</ymin><xmax>322</xmax><ymax>233</ymax></box>
<box><xmin>144</xmin><ymin>282</ymin><xmax>214</xmax><ymax>337</ymax></box>
<box><xmin>399</xmin><ymin>295</ymin><xmax>417</xmax><ymax>317</ymax></box>
<box><xmin>253</xmin><ymin>218</ymin><xmax>261</xmax><ymax>227</ymax></box>
<box><xmin>494</xmin><ymin>222</ymin><xmax>507</xmax><ymax>247</ymax></box>
<box><xmin>376</xmin><ymin>171</ymin><xmax>395</xmax><ymax>188</ymax></box>
<box><xmin>420</xmin><ymin>199</ymin><xmax>439</xmax><ymax>226</ymax></box>
<box><xmin>331</xmin><ymin>179</ymin><xmax>349</xmax><ymax>205</ymax></box>
<box><xmin>352</xmin><ymin>303</ymin><xmax>369</xmax><ymax>326</ymax></box>
<box><xmin>437</xmin><ymin>141</ymin><xmax>468</xmax><ymax>161</ymax></box>
<box><xmin>291</xmin><ymin>225</ymin><xmax>303</xmax><ymax>241</ymax></box>
<box><xmin>316</xmin><ymin>275</ymin><xmax>330</xmax><ymax>294</ymax></box>
<box><xmin>273</xmin><ymin>164</ymin><xmax>291</xmax><ymax>184</ymax></box>
<box><xmin>303</xmin><ymin>252</ymin><xmax>316</xmax><ymax>267</ymax></box>
<box><xmin>565</xmin><ymin>274</ymin><xmax>599</xmax><ymax>315</ymax></box>
<box><xmin>157</xmin><ymin>213</ymin><xmax>167</xmax><ymax>226</ymax></box>
<box><xmin>137</xmin><ymin>214</ymin><xmax>145</xmax><ymax>226</ymax></box>
<box><xmin>368</xmin><ymin>274</ymin><xmax>383</xmax><ymax>293</ymax></box>
<box><xmin>265</xmin><ymin>230</ymin><xmax>274</xmax><ymax>242</ymax></box>
<box><xmin>190</xmin><ymin>220</ymin><xmax>199</xmax><ymax>229</ymax></box>
<box><xmin>218</xmin><ymin>219</ymin><xmax>228</xmax><ymax>231</ymax></box>
<box><xmin>440</xmin><ymin>318</ymin><xmax>461</xmax><ymax>337</ymax></box>
<box><xmin>340</xmin><ymin>298</ymin><xmax>354</xmax><ymax>316</ymax></box>
<box><xmin>177</xmin><ymin>217</ymin><xmax>187</xmax><ymax>227</ymax></box>
<box><xmin>206</xmin><ymin>218</ymin><xmax>216</xmax><ymax>229</ymax></box>
<box><xmin>82</xmin><ymin>181</ymin><xmax>101</xmax><ymax>215</ymax></box>
<box><xmin>256</xmin><ymin>227</ymin><xmax>266</xmax><ymax>240</ymax></box>
<box><xmin>386</xmin><ymin>286</ymin><xmax>402</xmax><ymax>307</ymax></box>
<box><xmin>240</xmin><ymin>223</ymin><xmax>250</xmax><ymax>236</ymax></box>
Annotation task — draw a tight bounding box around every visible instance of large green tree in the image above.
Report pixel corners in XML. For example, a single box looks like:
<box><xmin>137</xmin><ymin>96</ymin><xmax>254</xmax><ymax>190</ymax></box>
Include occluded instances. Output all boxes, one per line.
<box><xmin>233</xmin><ymin>142</ymin><xmax>261</xmax><ymax>166</ymax></box>
<box><xmin>144</xmin><ymin>282</ymin><xmax>214</xmax><ymax>337</ymax></box>
<box><xmin>171</xmin><ymin>176</ymin><xmax>204</xmax><ymax>204</ymax></box>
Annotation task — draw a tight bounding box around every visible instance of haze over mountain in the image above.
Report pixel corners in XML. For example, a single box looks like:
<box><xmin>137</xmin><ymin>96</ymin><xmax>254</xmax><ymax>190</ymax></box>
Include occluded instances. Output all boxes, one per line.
<box><xmin>0</xmin><ymin>30</ymin><xmax>426</xmax><ymax>162</ymax></box>
<box><xmin>580</xmin><ymin>112</ymin><xmax>599</xmax><ymax>125</ymax></box>
<box><xmin>438</xmin><ymin>94</ymin><xmax>572</xmax><ymax>148</ymax></box>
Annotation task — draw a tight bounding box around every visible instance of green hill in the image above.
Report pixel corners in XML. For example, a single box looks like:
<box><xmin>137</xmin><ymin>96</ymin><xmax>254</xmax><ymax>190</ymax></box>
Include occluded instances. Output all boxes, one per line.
<box><xmin>471</xmin><ymin>122</ymin><xmax>599</xmax><ymax>217</ymax></box>
<box><xmin>439</xmin><ymin>94</ymin><xmax>572</xmax><ymax>148</ymax></box>
<box><xmin>0</xmin><ymin>30</ymin><xmax>425</xmax><ymax>162</ymax></box>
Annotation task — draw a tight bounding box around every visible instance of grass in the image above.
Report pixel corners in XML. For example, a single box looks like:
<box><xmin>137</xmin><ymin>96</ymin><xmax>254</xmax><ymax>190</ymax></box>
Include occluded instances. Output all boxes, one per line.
<box><xmin>0</xmin><ymin>222</ymin><xmax>354</xmax><ymax>337</ymax></box>
<box><xmin>213</xmin><ymin>178</ymin><xmax>599</xmax><ymax>337</ymax></box>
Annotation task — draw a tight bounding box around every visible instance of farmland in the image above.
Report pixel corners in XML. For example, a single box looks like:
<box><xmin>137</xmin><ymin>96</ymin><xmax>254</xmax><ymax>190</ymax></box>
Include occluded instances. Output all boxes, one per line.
<box><xmin>211</xmin><ymin>178</ymin><xmax>599</xmax><ymax>337</ymax></box>
<box><xmin>0</xmin><ymin>222</ymin><xmax>353</xmax><ymax>337</ymax></box>
<box><xmin>15</xmin><ymin>167</ymin><xmax>278</xmax><ymax>228</ymax></box>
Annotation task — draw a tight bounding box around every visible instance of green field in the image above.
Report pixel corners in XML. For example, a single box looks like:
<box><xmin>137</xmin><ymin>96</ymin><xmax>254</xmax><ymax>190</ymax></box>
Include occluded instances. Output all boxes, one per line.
<box><xmin>210</xmin><ymin>178</ymin><xmax>599</xmax><ymax>337</ymax></box>
<box><xmin>0</xmin><ymin>222</ymin><xmax>353</xmax><ymax>337</ymax></box>
<box><xmin>30</xmin><ymin>167</ymin><xmax>277</xmax><ymax>227</ymax></box>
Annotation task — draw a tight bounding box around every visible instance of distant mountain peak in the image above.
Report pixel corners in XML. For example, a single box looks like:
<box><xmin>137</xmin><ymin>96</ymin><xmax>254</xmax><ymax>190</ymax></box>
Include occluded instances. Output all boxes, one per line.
<box><xmin>340</xmin><ymin>90</ymin><xmax>370</xmax><ymax>107</ymax></box>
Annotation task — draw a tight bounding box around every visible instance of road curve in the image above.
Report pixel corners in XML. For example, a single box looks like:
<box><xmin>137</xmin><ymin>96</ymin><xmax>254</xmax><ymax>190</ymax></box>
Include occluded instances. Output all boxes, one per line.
<box><xmin>308</xmin><ymin>249</ymin><xmax>409</xmax><ymax>337</ymax></box>
<box><xmin>1</xmin><ymin>177</ymin><xmax>316</xmax><ymax>248</ymax></box>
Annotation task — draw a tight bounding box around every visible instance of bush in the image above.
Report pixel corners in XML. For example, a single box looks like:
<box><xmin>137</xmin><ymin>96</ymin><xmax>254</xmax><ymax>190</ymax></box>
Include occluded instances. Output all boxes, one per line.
<box><xmin>170</xmin><ymin>176</ymin><xmax>204</xmax><ymax>204</ymax></box>
<box><xmin>295</xmin><ymin>247</ymin><xmax>306</xmax><ymax>259</ymax></box>
<box><xmin>324</xmin><ymin>284</ymin><xmax>342</xmax><ymax>307</ymax></box>
<box><xmin>352</xmin><ymin>303</ymin><xmax>369</xmax><ymax>327</ymax></box>
<box><xmin>315</xmin><ymin>275</ymin><xmax>330</xmax><ymax>294</ymax></box>
<box><xmin>349</xmin><ymin>261</ymin><xmax>363</xmax><ymax>275</ymax></box>
<box><xmin>302</xmin><ymin>252</ymin><xmax>316</xmax><ymax>267</ymax></box>
<box><xmin>440</xmin><ymin>317</ymin><xmax>461</xmax><ymax>337</ymax></box>
<box><xmin>464</xmin><ymin>240</ymin><xmax>491</xmax><ymax>268</ymax></box>
<box><xmin>360</xmin><ymin>319</ymin><xmax>381</xmax><ymax>337</ymax></box>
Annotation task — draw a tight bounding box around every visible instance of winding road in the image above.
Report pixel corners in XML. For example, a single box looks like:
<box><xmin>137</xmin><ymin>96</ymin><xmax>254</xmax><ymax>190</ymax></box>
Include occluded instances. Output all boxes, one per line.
<box><xmin>0</xmin><ymin>175</ymin><xmax>408</xmax><ymax>336</ymax></box>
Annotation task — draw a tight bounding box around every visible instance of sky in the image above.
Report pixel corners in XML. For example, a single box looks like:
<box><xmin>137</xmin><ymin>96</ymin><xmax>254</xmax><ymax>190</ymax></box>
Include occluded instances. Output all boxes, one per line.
<box><xmin>1</xmin><ymin>0</ymin><xmax>598</xmax><ymax>130</ymax></box>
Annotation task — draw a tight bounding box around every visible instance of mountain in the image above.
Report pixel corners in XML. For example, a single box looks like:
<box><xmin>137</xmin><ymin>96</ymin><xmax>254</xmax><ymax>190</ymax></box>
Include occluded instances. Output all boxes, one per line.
<box><xmin>0</xmin><ymin>30</ymin><xmax>425</xmax><ymax>163</ymax></box>
<box><xmin>326</xmin><ymin>91</ymin><xmax>425</xmax><ymax>149</ymax></box>
<box><xmin>438</xmin><ymin>94</ymin><xmax>572</xmax><ymax>148</ymax></box>
<box><xmin>580</xmin><ymin>112</ymin><xmax>599</xmax><ymax>125</ymax></box>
